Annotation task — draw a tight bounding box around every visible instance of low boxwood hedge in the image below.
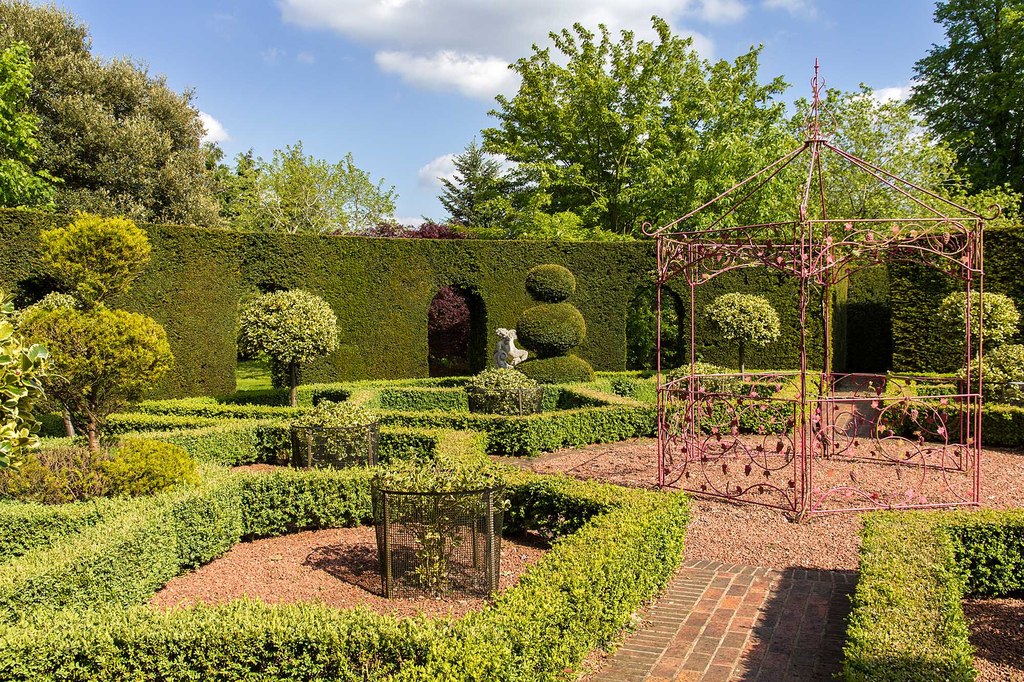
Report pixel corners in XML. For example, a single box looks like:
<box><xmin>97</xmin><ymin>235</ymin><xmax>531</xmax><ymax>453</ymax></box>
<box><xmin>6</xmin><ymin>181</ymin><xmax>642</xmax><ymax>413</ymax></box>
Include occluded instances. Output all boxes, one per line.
<box><xmin>844</xmin><ymin>509</ymin><xmax>1024</xmax><ymax>681</ymax></box>
<box><xmin>0</xmin><ymin>497</ymin><xmax>130</xmax><ymax>562</ymax></box>
<box><xmin>0</xmin><ymin>465</ymin><xmax>689</xmax><ymax>681</ymax></box>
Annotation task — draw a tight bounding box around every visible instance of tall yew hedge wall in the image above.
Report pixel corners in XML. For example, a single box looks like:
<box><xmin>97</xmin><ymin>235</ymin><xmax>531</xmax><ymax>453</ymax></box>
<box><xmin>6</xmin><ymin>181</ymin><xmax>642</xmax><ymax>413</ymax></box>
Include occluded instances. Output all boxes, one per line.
<box><xmin>1</xmin><ymin>209</ymin><xmax>857</xmax><ymax>397</ymax></box>
<box><xmin>890</xmin><ymin>225</ymin><xmax>1024</xmax><ymax>372</ymax></box>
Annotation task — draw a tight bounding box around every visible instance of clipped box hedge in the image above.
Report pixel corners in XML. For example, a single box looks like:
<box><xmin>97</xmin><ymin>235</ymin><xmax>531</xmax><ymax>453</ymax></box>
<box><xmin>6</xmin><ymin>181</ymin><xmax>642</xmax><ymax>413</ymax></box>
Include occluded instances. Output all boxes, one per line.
<box><xmin>844</xmin><ymin>509</ymin><xmax>1024</xmax><ymax>681</ymax></box>
<box><xmin>0</xmin><ymin>465</ymin><xmax>689</xmax><ymax>680</ymax></box>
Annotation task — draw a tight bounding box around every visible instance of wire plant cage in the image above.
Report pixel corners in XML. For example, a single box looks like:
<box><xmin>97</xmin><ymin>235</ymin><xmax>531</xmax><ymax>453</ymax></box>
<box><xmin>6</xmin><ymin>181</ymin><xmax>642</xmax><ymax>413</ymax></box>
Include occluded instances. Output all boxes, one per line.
<box><xmin>466</xmin><ymin>386</ymin><xmax>545</xmax><ymax>415</ymax></box>
<box><xmin>290</xmin><ymin>422</ymin><xmax>380</xmax><ymax>469</ymax></box>
<box><xmin>644</xmin><ymin>63</ymin><xmax>990</xmax><ymax>518</ymax></box>
<box><xmin>372</xmin><ymin>485</ymin><xmax>503</xmax><ymax>598</ymax></box>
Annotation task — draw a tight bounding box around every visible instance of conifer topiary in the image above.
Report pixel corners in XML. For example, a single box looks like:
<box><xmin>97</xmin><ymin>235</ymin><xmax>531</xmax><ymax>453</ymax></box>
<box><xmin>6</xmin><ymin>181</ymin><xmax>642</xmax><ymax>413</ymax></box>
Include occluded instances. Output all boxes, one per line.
<box><xmin>516</xmin><ymin>264</ymin><xmax>594</xmax><ymax>383</ymax></box>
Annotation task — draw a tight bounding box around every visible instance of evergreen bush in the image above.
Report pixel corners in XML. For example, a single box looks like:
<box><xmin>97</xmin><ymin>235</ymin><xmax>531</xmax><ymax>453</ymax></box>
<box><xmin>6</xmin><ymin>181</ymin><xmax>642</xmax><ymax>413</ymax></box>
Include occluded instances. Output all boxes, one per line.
<box><xmin>517</xmin><ymin>264</ymin><xmax>595</xmax><ymax>383</ymax></box>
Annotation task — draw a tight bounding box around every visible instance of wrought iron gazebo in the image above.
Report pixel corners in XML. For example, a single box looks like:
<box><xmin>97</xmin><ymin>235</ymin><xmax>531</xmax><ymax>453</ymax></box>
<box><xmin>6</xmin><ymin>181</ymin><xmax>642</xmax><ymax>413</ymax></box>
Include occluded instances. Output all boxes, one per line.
<box><xmin>645</xmin><ymin>64</ymin><xmax>988</xmax><ymax>517</ymax></box>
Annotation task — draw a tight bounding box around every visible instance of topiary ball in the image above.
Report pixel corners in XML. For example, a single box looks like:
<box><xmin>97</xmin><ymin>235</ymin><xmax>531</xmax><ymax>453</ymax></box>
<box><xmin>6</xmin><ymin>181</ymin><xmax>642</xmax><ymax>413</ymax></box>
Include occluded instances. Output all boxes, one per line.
<box><xmin>525</xmin><ymin>264</ymin><xmax>576</xmax><ymax>303</ymax></box>
<box><xmin>518</xmin><ymin>355</ymin><xmax>595</xmax><ymax>384</ymax></box>
<box><xmin>516</xmin><ymin>302</ymin><xmax>586</xmax><ymax>357</ymax></box>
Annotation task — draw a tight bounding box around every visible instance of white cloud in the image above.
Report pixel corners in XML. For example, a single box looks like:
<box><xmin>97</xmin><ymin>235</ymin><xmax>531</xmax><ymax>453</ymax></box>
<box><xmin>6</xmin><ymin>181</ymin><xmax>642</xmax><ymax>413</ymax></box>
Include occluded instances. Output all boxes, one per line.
<box><xmin>694</xmin><ymin>0</ymin><xmax>748</xmax><ymax>23</ymax></box>
<box><xmin>377</xmin><ymin>51</ymin><xmax>518</xmax><ymax>100</ymax></box>
<box><xmin>296</xmin><ymin>50</ymin><xmax>316</xmax><ymax>64</ymax></box>
<box><xmin>261</xmin><ymin>47</ymin><xmax>287</xmax><ymax>64</ymax></box>
<box><xmin>395</xmin><ymin>216</ymin><xmax>425</xmax><ymax>227</ymax></box>
<box><xmin>278</xmin><ymin>0</ymin><xmax>716</xmax><ymax>98</ymax></box>
<box><xmin>417</xmin><ymin>153</ymin><xmax>458</xmax><ymax>189</ymax></box>
<box><xmin>198</xmin><ymin>111</ymin><xmax>230</xmax><ymax>144</ymax></box>
<box><xmin>873</xmin><ymin>85</ymin><xmax>912</xmax><ymax>103</ymax></box>
<box><xmin>761</xmin><ymin>0</ymin><xmax>816</xmax><ymax>17</ymax></box>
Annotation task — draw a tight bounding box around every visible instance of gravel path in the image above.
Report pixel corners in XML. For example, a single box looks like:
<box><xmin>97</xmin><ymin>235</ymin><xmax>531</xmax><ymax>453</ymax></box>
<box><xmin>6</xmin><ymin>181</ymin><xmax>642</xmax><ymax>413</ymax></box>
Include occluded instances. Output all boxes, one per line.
<box><xmin>522</xmin><ymin>438</ymin><xmax>1024</xmax><ymax>571</ymax></box>
<box><xmin>151</xmin><ymin>526</ymin><xmax>547</xmax><ymax>619</ymax></box>
<box><xmin>964</xmin><ymin>597</ymin><xmax>1024</xmax><ymax>682</ymax></box>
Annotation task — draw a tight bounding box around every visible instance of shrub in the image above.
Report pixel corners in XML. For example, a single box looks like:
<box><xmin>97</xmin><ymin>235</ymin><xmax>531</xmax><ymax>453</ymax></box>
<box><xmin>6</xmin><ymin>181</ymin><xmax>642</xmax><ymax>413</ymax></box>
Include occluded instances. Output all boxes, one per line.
<box><xmin>938</xmin><ymin>291</ymin><xmax>1020</xmax><ymax>354</ymax></box>
<box><xmin>704</xmin><ymin>293</ymin><xmax>781</xmax><ymax>373</ymax></box>
<box><xmin>518</xmin><ymin>355</ymin><xmax>596</xmax><ymax>384</ymax></box>
<box><xmin>39</xmin><ymin>213</ymin><xmax>151</xmax><ymax>307</ymax></box>
<box><xmin>0</xmin><ymin>446</ymin><xmax>109</xmax><ymax>504</ymax></box>
<box><xmin>19</xmin><ymin>304</ymin><xmax>173</xmax><ymax>451</ymax></box>
<box><xmin>238</xmin><ymin>289</ymin><xmax>339</xmax><ymax>406</ymax></box>
<box><xmin>959</xmin><ymin>343</ymin><xmax>1024</xmax><ymax>404</ymax></box>
<box><xmin>291</xmin><ymin>400</ymin><xmax>375</xmax><ymax>430</ymax></box>
<box><xmin>516</xmin><ymin>303</ymin><xmax>587</xmax><ymax>358</ymax></box>
<box><xmin>103</xmin><ymin>439</ymin><xmax>199</xmax><ymax>497</ymax></box>
<box><xmin>466</xmin><ymin>368</ymin><xmax>543</xmax><ymax>415</ymax></box>
<box><xmin>290</xmin><ymin>401</ymin><xmax>379</xmax><ymax>469</ymax></box>
<box><xmin>466</xmin><ymin>368</ymin><xmax>537</xmax><ymax>392</ymax></box>
<box><xmin>0</xmin><ymin>289</ymin><xmax>48</xmax><ymax>468</ymax></box>
<box><xmin>525</xmin><ymin>264</ymin><xmax>576</xmax><ymax>302</ymax></box>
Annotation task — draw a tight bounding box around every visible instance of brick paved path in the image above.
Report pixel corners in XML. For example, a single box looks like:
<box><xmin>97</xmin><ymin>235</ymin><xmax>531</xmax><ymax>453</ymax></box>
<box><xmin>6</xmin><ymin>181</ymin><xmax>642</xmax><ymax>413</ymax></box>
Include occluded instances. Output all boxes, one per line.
<box><xmin>587</xmin><ymin>559</ymin><xmax>856</xmax><ymax>681</ymax></box>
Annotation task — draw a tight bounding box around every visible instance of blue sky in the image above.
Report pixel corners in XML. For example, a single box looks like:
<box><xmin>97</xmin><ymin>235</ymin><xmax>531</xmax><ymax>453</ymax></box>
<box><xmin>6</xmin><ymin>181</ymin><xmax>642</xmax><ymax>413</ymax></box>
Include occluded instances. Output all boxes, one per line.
<box><xmin>56</xmin><ymin>0</ymin><xmax>945</xmax><ymax>224</ymax></box>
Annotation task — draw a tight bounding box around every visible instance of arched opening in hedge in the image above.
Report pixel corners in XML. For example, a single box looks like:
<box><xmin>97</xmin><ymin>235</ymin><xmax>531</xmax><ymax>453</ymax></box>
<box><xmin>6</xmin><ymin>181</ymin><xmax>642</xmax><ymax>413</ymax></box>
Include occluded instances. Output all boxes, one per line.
<box><xmin>428</xmin><ymin>285</ymin><xmax>487</xmax><ymax>377</ymax></box>
<box><xmin>625</xmin><ymin>285</ymin><xmax>685</xmax><ymax>371</ymax></box>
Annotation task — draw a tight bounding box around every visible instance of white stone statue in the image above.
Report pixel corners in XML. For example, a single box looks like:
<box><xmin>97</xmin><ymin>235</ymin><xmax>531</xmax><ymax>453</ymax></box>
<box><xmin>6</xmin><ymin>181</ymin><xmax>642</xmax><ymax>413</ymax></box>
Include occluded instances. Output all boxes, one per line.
<box><xmin>494</xmin><ymin>328</ymin><xmax>528</xmax><ymax>368</ymax></box>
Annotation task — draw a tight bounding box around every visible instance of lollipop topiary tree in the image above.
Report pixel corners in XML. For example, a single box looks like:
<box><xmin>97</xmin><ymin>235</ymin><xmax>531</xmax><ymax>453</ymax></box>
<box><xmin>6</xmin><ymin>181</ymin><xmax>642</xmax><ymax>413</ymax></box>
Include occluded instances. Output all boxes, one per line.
<box><xmin>238</xmin><ymin>289</ymin><xmax>339</xmax><ymax>407</ymax></box>
<box><xmin>704</xmin><ymin>293</ymin><xmax>781</xmax><ymax>374</ymax></box>
<box><xmin>515</xmin><ymin>264</ymin><xmax>594</xmax><ymax>383</ymax></box>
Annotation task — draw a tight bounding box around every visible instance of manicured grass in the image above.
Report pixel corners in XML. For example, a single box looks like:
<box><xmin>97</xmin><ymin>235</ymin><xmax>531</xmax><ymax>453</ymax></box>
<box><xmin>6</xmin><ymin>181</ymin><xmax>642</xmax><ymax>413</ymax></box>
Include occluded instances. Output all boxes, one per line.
<box><xmin>235</xmin><ymin>359</ymin><xmax>272</xmax><ymax>392</ymax></box>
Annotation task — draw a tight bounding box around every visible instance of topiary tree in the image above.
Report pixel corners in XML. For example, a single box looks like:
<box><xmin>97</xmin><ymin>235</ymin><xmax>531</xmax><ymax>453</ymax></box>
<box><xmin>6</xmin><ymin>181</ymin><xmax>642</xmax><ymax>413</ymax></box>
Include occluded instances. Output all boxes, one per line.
<box><xmin>515</xmin><ymin>264</ymin><xmax>595</xmax><ymax>383</ymax></box>
<box><xmin>19</xmin><ymin>305</ymin><xmax>172</xmax><ymax>451</ymax></box>
<box><xmin>939</xmin><ymin>291</ymin><xmax>1020</xmax><ymax>357</ymax></box>
<box><xmin>0</xmin><ymin>289</ymin><xmax>48</xmax><ymax>469</ymax></box>
<box><xmin>238</xmin><ymin>289</ymin><xmax>339</xmax><ymax>406</ymax></box>
<box><xmin>40</xmin><ymin>213</ymin><xmax>151</xmax><ymax>308</ymax></box>
<box><xmin>959</xmin><ymin>343</ymin><xmax>1024</xmax><ymax>405</ymax></box>
<box><xmin>21</xmin><ymin>214</ymin><xmax>173</xmax><ymax>451</ymax></box>
<box><xmin>704</xmin><ymin>293</ymin><xmax>781</xmax><ymax>374</ymax></box>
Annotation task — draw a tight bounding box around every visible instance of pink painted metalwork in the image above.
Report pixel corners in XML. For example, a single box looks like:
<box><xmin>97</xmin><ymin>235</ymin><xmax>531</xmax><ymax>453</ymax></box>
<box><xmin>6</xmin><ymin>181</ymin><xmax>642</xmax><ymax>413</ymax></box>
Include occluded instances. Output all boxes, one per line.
<box><xmin>644</xmin><ymin>62</ymin><xmax>988</xmax><ymax>517</ymax></box>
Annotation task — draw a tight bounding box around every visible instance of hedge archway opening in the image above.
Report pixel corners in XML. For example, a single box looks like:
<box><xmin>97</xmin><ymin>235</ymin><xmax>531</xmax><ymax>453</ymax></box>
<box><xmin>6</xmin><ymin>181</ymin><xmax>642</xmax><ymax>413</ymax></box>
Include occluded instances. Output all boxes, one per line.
<box><xmin>625</xmin><ymin>285</ymin><xmax>686</xmax><ymax>371</ymax></box>
<box><xmin>428</xmin><ymin>285</ymin><xmax>487</xmax><ymax>377</ymax></box>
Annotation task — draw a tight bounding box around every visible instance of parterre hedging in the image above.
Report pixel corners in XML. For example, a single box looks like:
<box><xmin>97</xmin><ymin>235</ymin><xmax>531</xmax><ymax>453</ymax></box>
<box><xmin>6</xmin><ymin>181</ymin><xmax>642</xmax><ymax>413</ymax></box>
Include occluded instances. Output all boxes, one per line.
<box><xmin>843</xmin><ymin>510</ymin><xmax>1024</xmax><ymax>681</ymax></box>
<box><xmin>0</xmin><ymin>461</ymin><xmax>689</xmax><ymax>680</ymax></box>
<box><xmin>1</xmin><ymin>209</ymin><xmax>844</xmax><ymax>398</ymax></box>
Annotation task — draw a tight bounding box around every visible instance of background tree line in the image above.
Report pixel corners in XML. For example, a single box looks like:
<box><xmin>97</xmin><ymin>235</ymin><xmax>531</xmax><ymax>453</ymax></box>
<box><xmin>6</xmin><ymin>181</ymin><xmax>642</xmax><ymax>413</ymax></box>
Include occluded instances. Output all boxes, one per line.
<box><xmin>1</xmin><ymin>0</ymin><xmax>1021</xmax><ymax>238</ymax></box>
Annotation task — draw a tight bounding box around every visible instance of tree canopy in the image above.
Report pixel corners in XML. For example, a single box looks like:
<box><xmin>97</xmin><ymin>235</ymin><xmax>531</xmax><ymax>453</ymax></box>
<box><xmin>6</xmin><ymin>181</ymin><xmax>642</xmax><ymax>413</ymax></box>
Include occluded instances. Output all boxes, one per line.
<box><xmin>911</xmin><ymin>0</ymin><xmax>1024</xmax><ymax>203</ymax></box>
<box><xmin>0</xmin><ymin>42</ymin><xmax>56</xmax><ymax>208</ymax></box>
<box><xmin>0</xmin><ymin>1</ymin><xmax>219</xmax><ymax>224</ymax></box>
<box><xmin>483</xmin><ymin>17</ymin><xmax>792</xmax><ymax>237</ymax></box>
<box><xmin>230</xmin><ymin>142</ymin><xmax>397</xmax><ymax>233</ymax></box>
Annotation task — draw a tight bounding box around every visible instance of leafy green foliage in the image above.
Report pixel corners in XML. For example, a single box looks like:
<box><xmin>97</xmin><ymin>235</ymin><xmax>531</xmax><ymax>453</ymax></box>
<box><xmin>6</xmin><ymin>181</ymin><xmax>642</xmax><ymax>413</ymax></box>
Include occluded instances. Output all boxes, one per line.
<box><xmin>291</xmin><ymin>400</ymin><xmax>375</xmax><ymax>429</ymax></box>
<box><xmin>704</xmin><ymin>293</ymin><xmax>781</xmax><ymax>372</ymax></box>
<box><xmin>0</xmin><ymin>2</ymin><xmax>220</xmax><ymax>224</ymax></box>
<box><xmin>233</xmin><ymin>142</ymin><xmax>397</xmax><ymax>233</ymax></box>
<box><xmin>438</xmin><ymin>138</ymin><xmax>521</xmax><ymax>230</ymax></box>
<box><xmin>0</xmin><ymin>446</ymin><xmax>109</xmax><ymax>504</ymax></box>
<box><xmin>484</xmin><ymin>17</ymin><xmax>790</xmax><ymax>235</ymax></box>
<box><xmin>959</xmin><ymin>343</ymin><xmax>1024</xmax><ymax>404</ymax></box>
<box><xmin>237</xmin><ymin>289</ymin><xmax>338</xmax><ymax>406</ymax></box>
<box><xmin>0</xmin><ymin>42</ymin><xmax>55</xmax><ymax>208</ymax></box>
<box><xmin>103</xmin><ymin>438</ymin><xmax>198</xmax><ymax>497</ymax></box>
<box><xmin>466</xmin><ymin>368</ymin><xmax>538</xmax><ymax>392</ymax></box>
<box><xmin>40</xmin><ymin>213</ymin><xmax>151</xmax><ymax>307</ymax></box>
<box><xmin>0</xmin><ymin>497</ymin><xmax>121</xmax><ymax>560</ymax></box>
<box><xmin>517</xmin><ymin>355</ymin><xmax>596</xmax><ymax>385</ymax></box>
<box><xmin>939</xmin><ymin>291</ymin><xmax>1020</xmax><ymax>355</ymax></box>
<box><xmin>525</xmin><ymin>264</ymin><xmax>575</xmax><ymax>303</ymax></box>
<box><xmin>911</xmin><ymin>0</ymin><xmax>1024</xmax><ymax>204</ymax></box>
<box><xmin>0</xmin><ymin>289</ymin><xmax>48</xmax><ymax>468</ymax></box>
<box><xmin>19</xmin><ymin>305</ymin><xmax>173</xmax><ymax>450</ymax></box>
<box><xmin>517</xmin><ymin>302</ymin><xmax>587</xmax><ymax>357</ymax></box>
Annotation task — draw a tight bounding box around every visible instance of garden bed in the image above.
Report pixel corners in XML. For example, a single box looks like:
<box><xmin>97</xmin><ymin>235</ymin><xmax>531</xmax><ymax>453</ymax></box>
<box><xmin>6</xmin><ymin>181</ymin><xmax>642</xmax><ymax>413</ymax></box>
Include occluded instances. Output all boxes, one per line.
<box><xmin>151</xmin><ymin>526</ymin><xmax>548</xmax><ymax>619</ymax></box>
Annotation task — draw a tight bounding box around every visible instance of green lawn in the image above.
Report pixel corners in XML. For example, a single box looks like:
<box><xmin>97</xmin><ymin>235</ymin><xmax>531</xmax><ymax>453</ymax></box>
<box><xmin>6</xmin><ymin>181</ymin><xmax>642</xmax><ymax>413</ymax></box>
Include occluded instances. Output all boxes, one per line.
<box><xmin>235</xmin><ymin>360</ymin><xmax>271</xmax><ymax>391</ymax></box>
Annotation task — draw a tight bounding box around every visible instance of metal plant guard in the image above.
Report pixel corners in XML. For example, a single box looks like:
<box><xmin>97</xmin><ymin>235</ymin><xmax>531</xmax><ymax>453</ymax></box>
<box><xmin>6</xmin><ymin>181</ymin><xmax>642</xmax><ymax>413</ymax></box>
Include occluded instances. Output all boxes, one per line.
<box><xmin>644</xmin><ymin>63</ymin><xmax>988</xmax><ymax>517</ymax></box>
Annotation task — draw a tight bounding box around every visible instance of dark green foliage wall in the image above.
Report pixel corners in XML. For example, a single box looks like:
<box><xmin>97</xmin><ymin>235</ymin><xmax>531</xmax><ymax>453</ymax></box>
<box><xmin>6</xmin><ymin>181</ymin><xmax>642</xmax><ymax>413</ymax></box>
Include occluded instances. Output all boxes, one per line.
<box><xmin>3</xmin><ymin>209</ymin><xmax>846</xmax><ymax>396</ymax></box>
<box><xmin>846</xmin><ymin>265</ymin><xmax>892</xmax><ymax>372</ymax></box>
<box><xmin>890</xmin><ymin>226</ymin><xmax>1024</xmax><ymax>372</ymax></box>
<box><xmin>0</xmin><ymin>210</ymin><xmax>243</xmax><ymax>398</ymax></box>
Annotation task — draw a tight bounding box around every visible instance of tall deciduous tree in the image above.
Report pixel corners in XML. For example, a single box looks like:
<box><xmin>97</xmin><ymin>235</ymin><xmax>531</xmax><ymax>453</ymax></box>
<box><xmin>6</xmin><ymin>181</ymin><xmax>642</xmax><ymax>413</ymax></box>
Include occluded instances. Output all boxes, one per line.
<box><xmin>0</xmin><ymin>1</ymin><xmax>219</xmax><ymax>224</ymax></box>
<box><xmin>484</xmin><ymin>17</ymin><xmax>791</xmax><ymax>236</ymax></box>
<box><xmin>0</xmin><ymin>42</ymin><xmax>56</xmax><ymax>208</ymax></box>
<box><xmin>911</xmin><ymin>0</ymin><xmax>1024</xmax><ymax>202</ymax></box>
<box><xmin>236</xmin><ymin>142</ymin><xmax>396</xmax><ymax>233</ymax></box>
